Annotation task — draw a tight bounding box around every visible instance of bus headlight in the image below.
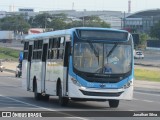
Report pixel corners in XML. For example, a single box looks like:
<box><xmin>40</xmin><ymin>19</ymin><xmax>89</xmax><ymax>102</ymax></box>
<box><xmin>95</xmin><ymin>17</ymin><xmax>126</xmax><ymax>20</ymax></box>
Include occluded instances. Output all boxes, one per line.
<box><xmin>123</xmin><ymin>80</ymin><xmax>132</xmax><ymax>89</ymax></box>
<box><xmin>71</xmin><ymin>78</ymin><xmax>81</xmax><ymax>87</ymax></box>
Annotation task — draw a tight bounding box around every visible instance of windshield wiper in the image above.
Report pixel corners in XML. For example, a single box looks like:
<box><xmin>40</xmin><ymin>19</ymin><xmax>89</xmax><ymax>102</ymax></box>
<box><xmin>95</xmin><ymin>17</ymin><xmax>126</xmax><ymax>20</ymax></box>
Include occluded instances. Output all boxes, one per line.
<box><xmin>106</xmin><ymin>43</ymin><xmax>118</xmax><ymax>58</ymax></box>
<box><xmin>87</xmin><ymin>40</ymin><xmax>99</xmax><ymax>62</ymax></box>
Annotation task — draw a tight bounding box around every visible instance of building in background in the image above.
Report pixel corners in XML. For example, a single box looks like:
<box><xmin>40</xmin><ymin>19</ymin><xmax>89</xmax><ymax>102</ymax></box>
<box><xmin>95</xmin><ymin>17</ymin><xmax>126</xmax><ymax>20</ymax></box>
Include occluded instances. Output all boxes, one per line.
<box><xmin>40</xmin><ymin>10</ymin><xmax>128</xmax><ymax>29</ymax></box>
<box><xmin>0</xmin><ymin>11</ymin><xmax>7</xmax><ymax>19</ymax></box>
<box><xmin>125</xmin><ymin>9</ymin><xmax>160</xmax><ymax>33</ymax></box>
<box><xmin>2</xmin><ymin>9</ymin><xmax>160</xmax><ymax>33</ymax></box>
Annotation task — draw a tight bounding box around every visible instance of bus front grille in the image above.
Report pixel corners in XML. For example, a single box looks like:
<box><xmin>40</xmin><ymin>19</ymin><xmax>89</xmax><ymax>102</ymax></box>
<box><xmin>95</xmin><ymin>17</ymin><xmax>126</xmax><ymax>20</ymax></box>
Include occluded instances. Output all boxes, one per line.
<box><xmin>80</xmin><ymin>90</ymin><xmax>123</xmax><ymax>97</ymax></box>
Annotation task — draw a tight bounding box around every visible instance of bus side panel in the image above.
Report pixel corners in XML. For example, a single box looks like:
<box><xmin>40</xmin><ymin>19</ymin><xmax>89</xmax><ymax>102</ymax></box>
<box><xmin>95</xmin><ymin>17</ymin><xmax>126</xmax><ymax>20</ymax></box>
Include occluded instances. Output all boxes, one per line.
<box><xmin>30</xmin><ymin>61</ymin><xmax>42</xmax><ymax>93</ymax></box>
<box><xmin>45</xmin><ymin>61</ymin><xmax>55</xmax><ymax>95</ymax></box>
<box><xmin>22</xmin><ymin>60</ymin><xmax>28</xmax><ymax>90</ymax></box>
<box><xmin>45</xmin><ymin>61</ymin><xmax>64</xmax><ymax>96</ymax></box>
<box><xmin>63</xmin><ymin>67</ymin><xmax>67</xmax><ymax>96</ymax></box>
<box><xmin>41</xmin><ymin>62</ymin><xmax>46</xmax><ymax>93</ymax></box>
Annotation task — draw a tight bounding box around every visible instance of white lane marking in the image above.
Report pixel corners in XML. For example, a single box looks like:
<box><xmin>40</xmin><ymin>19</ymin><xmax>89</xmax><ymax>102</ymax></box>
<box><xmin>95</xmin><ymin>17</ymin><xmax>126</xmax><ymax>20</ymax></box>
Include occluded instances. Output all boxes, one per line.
<box><xmin>133</xmin><ymin>98</ymin><xmax>160</xmax><ymax>104</ymax></box>
<box><xmin>128</xmin><ymin>110</ymin><xmax>135</xmax><ymax>111</ymax></box>
<box><xmin>134</xmin><ymin>91</ymin><xmax>160</xmax><ymax>97</ymax></box>
<box><xmin>0</xmin><ymin>94</ymin><xmax>88</xmax><ymax>120</ymax></box>
<box><xmin>0</xmin><ymin>94</ymin><xmax>54</xmax><ymax>111</ymax></box>
<box><xmin>142</xmin><ymin>100</ymin><xmax>154</xmax><ymax>103</ymax></box>
<box><xmin>5</xmin><ymin>107</ymin><xmax>46</xmax><ymax>109</ymax></box>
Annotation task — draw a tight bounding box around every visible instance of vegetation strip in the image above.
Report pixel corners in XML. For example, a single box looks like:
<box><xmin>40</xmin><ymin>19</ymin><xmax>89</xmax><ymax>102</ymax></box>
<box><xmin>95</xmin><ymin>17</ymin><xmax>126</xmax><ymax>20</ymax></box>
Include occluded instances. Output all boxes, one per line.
<box><xmin>135</xmin><ymin>68</ymin><xmax>160</xmax><ymax>82</ymax></box>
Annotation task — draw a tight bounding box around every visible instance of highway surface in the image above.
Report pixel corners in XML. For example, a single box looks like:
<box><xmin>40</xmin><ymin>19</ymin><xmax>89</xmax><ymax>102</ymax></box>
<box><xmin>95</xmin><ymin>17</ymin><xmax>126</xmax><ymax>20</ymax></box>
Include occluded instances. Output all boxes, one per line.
<box><xmin>134</xmin><ymin>50</ymin><xmax>160</xmax><ymax>67</ymax></box>
<box><xmin>0</xmin><ymin>72</ymin><xmax>159</xmax><ymax>120</ymax></box>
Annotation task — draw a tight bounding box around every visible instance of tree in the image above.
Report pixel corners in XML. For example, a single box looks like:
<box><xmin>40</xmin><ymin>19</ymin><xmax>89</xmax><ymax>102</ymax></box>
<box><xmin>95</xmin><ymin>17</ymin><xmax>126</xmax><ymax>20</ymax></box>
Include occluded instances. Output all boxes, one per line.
<box><xmin>82</xmin><ymin>16</ymin><xmax>110</xmax><ymax>28</ymax></box>
<box><xmin>138</xmin><ymin>33</ymin><xmax>149</xmax><ymax>49</ymax></box>
<box><xmin>29</xmin><ymin>13</ymin><xmax>67</xmax><ymax>31</ymax></box>
<box><xmin>50</xmin><ymin>13</ymin><xmax>67</xmax><ymax>30</ymax></box>
<box><xmin>150</xmin><ymin>21</ymin><xmax>160</xmax><ymax>40</ymax></box>
<box><xmin>0</xmin><ymin>15</ymin><xmax>30</xmax><ymax>33</ymax></box>
<box><xmin>66</xmin><ymin>21</ymin><xmax>83</xmax><ymax>28</ymax></box>
<box><xmin>66</xmin><ymin>15</ymin><xmax>110</xmax><ymax>28</ymax></box>
<box><xmin>29</xmin><ymin>13</ymin><xmax>52</xmax><ymax>28</ymax></box>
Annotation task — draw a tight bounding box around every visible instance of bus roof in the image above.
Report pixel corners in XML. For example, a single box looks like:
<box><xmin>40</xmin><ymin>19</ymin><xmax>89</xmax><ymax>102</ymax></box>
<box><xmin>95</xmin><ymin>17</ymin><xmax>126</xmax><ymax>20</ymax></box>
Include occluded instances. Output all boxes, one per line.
<box><xmin>24</xmin><ymin>27</ymin><xmax>128</xmax><ymax>41</ymax></box>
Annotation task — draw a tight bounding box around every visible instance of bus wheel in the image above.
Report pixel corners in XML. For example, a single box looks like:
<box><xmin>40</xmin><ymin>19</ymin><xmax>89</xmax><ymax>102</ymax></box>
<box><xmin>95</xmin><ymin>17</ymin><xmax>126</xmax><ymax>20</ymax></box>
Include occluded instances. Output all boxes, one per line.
<box><xmin>109</xmin><ymin>100</ymin><xmax>119</xmax><ymax>108</ymax></box>
<box><xmin>34</xmin><ymin>83</ymin><xmax>42</xmax><ymax>100</ymax></box>
<box><xmin>58</xmin><ymin>84</ymin><xmax>68</xmax><ymax>106</ymax></box>
<box><xmin>42</xmin><ymin>95</ymin><xmax>49</xmax><ymax>101</ymax></box>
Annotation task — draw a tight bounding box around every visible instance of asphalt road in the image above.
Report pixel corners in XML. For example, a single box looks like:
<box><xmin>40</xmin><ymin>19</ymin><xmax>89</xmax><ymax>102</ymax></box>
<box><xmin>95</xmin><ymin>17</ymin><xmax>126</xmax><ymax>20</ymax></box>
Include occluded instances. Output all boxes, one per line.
<box><xmin>134</xmin><ymin>51</ymin><xmax>160</xmax><ymax>67</ymax></box>
<box><xmin>0</xmin><ymin>72</ymin><xmax>160</xmax><ymax>120</ymax></box>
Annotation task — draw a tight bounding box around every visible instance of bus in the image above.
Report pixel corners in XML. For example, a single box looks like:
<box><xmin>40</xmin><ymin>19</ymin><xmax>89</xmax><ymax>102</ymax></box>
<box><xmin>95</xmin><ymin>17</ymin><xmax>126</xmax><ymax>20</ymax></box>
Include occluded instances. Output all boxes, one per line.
<box><xmin>22</xmin><ymin>27</ymin><xmax>134</xmax><ymax>108</ymax></box>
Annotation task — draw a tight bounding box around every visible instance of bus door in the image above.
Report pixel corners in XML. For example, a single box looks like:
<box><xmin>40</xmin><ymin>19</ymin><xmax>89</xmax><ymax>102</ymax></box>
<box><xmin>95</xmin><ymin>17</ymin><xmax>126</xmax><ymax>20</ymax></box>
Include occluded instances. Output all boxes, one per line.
<box><xmin>41</xmin><ymin>43</ymin><xmax>48</xmax><ymax>93</ymax></box>
<box><xmin>27</xmin><ymin>45</ymin><xmax>33</xmax><ymax>90</ymax></box>
<box><xmin>63</xmin><ymin>41</ymin><xmax>71</xmax><ymax>96</ymax></box>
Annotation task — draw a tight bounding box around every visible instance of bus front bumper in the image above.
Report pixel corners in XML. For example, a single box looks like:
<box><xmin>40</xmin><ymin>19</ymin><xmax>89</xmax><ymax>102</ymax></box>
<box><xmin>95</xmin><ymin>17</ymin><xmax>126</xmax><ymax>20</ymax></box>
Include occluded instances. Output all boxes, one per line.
<box><xmin>68</xmin><ymin>82</ymin><xmax>133</xmax><ymax>100</ymax></box>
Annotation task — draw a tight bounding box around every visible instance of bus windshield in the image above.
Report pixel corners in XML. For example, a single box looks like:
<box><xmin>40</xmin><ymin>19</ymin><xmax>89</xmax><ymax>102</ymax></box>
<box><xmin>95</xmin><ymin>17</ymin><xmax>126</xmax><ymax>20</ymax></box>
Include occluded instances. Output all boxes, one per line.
<box><xmin>73</xmin><ymin>41</ymin><xmax>132</xmax><ymax>74</ymax></box>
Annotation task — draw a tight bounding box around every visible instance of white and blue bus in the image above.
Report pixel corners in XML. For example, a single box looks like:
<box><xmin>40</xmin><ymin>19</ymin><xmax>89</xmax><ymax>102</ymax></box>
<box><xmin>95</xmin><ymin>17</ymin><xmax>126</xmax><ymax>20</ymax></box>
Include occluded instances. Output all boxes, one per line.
<box><xmin>22</xmin><ymin>27</ymin><xmax>134</xmax><ymax>108</ymax></box>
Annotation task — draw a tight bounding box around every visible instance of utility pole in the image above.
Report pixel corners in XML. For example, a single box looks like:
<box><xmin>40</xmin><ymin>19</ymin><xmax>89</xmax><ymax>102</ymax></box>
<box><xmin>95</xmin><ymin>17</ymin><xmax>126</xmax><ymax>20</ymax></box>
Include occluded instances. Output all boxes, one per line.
<box><xmin>44</xmin><ymin>13</ymin><xmax>47</xmax><ymax>32</ymax></box>
<box><xmin>123</xmin><ymin>11</ymin><xmax>126</xmax><ymax>29</ymax></box>
<box><xmin>83</xmin><ymin>15</ymin><xmax>84</xmax><ymax>27</ymax></box>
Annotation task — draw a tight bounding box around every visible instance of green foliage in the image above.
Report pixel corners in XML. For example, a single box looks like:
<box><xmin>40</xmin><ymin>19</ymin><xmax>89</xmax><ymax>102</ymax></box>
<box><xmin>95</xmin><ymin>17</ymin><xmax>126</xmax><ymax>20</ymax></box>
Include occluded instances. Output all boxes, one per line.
<box><xmin>29</xmin><ymin>13</ymin><xmax>52</xmax><ymax>28</ymax></box>
<box><xmin>1</xmin><ymin>13</ymin><xmax>110</xmax><ymax>32</ymax></box>
<box><xmin>135</xmin><ymin>68</ymin><xmax>160</xmax><ymax>82</ymax></box>
<box><xmin>50</xmin><ymin>18</ymin><xmax>66</xmax><ymax>30</ymax></box>
<box><xmin>66</xmin><ymin>21</ymin><xmax>83</xmax><ymax>28</ymax></box>
<box><xmin>150</xmin><ymin>21</ymin><xmax>160</xmax><ymax>40</ymax></box>
<box><xmin>0</xmin><ymin>15</ymin><xmax>30</xmax><ymax>33</ymax></box>
<box><xmin>137</xmin><ymin>33</ymin><xmax>149</xmax><ymax>49</ymax></box>
<box><xmin>0</xmin><ymin>47</ymin><xmax>19</xmax><ymax>61</ymax></box>
<box><xmin>83</xmin><ymin>16</ymin><xmax>110</xmax><ymax>28</ymax></box>
<box><xmin>29</xmin><ymin>13</ymin><xmax>67</xmax><ymax>30</ymax></box>
<box><xmin>66</xmin><ymin>15</ymin><xmax>110</xmax><ymax>28</ymax></box>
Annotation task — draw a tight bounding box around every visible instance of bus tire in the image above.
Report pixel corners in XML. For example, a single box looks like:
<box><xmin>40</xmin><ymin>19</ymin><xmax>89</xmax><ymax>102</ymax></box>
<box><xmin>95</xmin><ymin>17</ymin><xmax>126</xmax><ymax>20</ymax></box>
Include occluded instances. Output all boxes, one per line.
<box><xmin>34</xmin><ymin>82</ymin><xmax>42</xmax><ymax>100</ymax></box>
<box><xmin>58</xmin><ymin>83</ymin><xmax>68</xmax><ymax>106</ymax></box>
<box><xmin>42</xmin><ymin>95</ymin><xmax>49</xmax><ymax>101</ymax></box>
<box><xmin>109</xmin><ymin>100</ymin><xmax>119</xmax><ymax>108</ymax></box>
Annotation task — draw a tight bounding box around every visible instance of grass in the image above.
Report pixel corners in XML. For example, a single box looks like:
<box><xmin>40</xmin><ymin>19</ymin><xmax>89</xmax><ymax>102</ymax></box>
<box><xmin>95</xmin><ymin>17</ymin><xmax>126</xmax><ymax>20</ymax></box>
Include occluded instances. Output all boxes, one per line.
<box><xmin>135</xmin><ymin>68</ymin><xmax>160</xmax><ymax>82</ymax></box>
<box><xmin>0</xmin><ymin>47</ymin><xmax>20</xmax><ymax>61</ymax></box>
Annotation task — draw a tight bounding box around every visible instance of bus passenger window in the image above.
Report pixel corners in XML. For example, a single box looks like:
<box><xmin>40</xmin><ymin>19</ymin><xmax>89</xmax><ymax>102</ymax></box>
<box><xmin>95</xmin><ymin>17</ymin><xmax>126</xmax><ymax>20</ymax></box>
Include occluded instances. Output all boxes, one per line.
<box><xmin>53</xmin><ymin>38</ymin><xmax>58</xmax><ymax>48</ymax></box>
<box><xmin>49</xmin><ymin>39</ymin><xmax>53</xmax><ymax>49</ymax></box>
<box><xmin>34</xmin><ymin>41</ymin><xmax>38</xmax><ymax>49</ymax></box>
<box><xmin>48</xmin><ymin>50</ymin><xmax>51</xmax><ymax>59</ymax></box>
<box><xmin>52</xmin><ymin>50</ymin><xmax>57</xmax><ymax>59</ymax></box>
<box><xmin>38</xmin><ymin>40</ymin><xmax>43</xmax><ymax>49</ymax></box>
<box><xmin>23</xmin><ymin>52</ymin><xmax>28</xmax><ymax>59</ymax></box>
<box><xmin>60</xmin><ymin>37</ymin><xmax>65</xmax><ymax>47</ymax></box>
<box><xmin>57</xmin><ymin>50</ymin><xmax>64</xmax><ymax>59</ymax></box>
<box><xmin>33</xmin><ymin>51</ymin><xmax>37</xmax><ymax>59</ymax></box>
<box><xmin>57</xmin><ymin>38</ymin><xmax>61</xmax><ymax>48</ymax></box>
<box><xmin>24</xmin><ymin>42</ymin><xmax>29</xmax><ymax>50</ymax></box>
<box><xmin>37</xmin><ymin>51</ymin><xmax>42</xmax><ymax>59</ymax></box>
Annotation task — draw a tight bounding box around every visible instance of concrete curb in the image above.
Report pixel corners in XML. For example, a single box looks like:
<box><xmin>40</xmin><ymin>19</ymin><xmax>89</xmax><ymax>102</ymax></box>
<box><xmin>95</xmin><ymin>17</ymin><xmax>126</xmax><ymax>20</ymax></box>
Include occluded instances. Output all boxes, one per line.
<box><xmin>134</xmin><ymin>63</ymin><xmax>160</xmax><ymax>68</ymax></box>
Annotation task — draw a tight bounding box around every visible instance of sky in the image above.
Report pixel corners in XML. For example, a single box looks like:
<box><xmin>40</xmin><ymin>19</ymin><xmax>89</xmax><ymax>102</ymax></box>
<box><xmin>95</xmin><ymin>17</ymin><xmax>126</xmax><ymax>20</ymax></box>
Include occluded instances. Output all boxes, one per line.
<box><xmin>0</xmin><ymin>0</ymin><xmax>160</xmax><ymax>13</ymax></box>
